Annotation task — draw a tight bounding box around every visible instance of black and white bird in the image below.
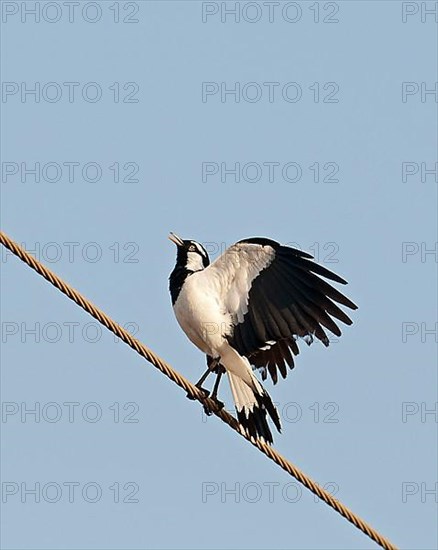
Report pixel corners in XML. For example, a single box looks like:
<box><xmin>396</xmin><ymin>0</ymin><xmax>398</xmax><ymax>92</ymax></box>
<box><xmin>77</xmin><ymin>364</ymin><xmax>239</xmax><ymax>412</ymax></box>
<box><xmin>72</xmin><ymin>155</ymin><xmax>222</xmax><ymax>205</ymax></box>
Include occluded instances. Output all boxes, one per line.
<box><xmin>169</xmin><ymin>233</ymin><xmax>357</xmax><ymax>444</ymax></box>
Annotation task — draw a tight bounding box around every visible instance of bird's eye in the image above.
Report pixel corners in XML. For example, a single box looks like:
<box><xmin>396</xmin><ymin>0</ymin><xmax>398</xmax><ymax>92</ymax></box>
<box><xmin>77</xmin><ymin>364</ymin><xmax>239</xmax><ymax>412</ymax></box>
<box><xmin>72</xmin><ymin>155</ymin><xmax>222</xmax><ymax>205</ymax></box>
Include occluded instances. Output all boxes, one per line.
<box><xmin>189</xmin><ymin>245</ymin><xmax>196</xmax><ymax>252</ymax></box>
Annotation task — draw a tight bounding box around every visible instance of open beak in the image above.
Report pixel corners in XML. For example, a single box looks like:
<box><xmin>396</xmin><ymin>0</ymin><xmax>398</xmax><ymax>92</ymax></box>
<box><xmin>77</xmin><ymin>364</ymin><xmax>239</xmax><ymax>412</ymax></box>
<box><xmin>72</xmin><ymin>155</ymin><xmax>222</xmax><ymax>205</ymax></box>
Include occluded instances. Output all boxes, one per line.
<box><xmin>168</xmin><ymin>232</ymin><xmax>184</xmax><ymax>247</ymax></box>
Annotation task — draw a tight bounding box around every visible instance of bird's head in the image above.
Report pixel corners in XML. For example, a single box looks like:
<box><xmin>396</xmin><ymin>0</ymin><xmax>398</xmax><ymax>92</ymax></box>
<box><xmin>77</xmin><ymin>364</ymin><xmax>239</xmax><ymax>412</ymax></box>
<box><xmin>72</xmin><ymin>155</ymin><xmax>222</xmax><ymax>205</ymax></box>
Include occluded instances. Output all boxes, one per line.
<box><xmin>168</xmin><ymin>232</ymin><xmax>210</xmax><ymax>272</ymax></box>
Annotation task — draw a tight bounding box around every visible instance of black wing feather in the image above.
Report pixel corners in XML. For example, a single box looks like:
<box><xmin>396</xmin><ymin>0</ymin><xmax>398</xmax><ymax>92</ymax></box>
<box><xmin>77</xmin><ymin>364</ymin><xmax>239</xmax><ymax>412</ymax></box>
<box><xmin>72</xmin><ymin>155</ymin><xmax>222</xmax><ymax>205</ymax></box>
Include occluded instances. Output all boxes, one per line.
<box><xmin>228</xmin><ymin>240</ymin><xmax>357</xmax><ymax>384</ymax></box>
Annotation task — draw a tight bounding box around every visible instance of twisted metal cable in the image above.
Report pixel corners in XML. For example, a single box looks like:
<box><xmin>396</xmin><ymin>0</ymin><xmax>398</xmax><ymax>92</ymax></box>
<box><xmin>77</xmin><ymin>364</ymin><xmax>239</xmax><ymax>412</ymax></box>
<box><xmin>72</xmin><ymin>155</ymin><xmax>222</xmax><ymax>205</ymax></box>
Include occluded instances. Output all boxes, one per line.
<box><xmin>1</xmin><ymin>230</ymin><xmax>397</xmax><ymax>550</ymax></box>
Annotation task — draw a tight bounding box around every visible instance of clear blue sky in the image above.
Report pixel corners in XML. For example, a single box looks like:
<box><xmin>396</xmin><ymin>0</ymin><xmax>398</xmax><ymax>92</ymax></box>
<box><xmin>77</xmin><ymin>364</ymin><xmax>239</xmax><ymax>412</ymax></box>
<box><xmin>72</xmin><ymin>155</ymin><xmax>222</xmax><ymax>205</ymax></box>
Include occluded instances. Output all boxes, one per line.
<box><xmin>1</xmin><ymin>2</ymin><xmax>437</xmax><ymax>549</ymax></box>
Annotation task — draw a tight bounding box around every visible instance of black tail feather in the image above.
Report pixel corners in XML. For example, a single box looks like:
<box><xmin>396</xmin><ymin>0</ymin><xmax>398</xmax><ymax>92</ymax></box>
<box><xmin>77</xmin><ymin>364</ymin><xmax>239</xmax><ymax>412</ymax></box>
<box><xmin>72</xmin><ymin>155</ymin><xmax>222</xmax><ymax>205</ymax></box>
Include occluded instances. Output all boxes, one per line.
<box><xmin>236</xmin><ymin>389</ymin><xmax>281</xmax><ymax>444</ymax></box>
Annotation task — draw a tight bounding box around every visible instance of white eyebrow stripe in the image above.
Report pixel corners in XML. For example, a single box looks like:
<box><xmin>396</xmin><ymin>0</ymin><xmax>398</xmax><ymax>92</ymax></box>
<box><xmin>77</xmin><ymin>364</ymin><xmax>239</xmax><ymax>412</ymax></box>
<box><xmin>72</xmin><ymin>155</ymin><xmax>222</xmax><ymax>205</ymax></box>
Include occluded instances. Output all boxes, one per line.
<box><xmin>194</xmin><ymin>243</ymin><xmax>207</xmax><ymax>257</ymax></box>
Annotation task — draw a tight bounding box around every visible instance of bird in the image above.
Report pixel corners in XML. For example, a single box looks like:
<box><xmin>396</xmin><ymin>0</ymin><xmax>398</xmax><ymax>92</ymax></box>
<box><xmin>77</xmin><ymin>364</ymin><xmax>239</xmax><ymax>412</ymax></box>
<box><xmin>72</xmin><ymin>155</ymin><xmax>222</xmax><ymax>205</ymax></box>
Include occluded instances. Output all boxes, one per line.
<box><xmin>168</xmin><ymin>233</ymin><xmax>357</xmax><ymax>444</ymax></box>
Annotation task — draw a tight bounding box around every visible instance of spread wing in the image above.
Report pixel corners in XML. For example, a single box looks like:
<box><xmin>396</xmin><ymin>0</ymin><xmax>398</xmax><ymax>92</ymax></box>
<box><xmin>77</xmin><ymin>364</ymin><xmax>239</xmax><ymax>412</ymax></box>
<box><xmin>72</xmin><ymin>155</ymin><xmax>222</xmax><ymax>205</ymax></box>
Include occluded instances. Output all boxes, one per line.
<box><xmin>207</xmin><ymin>237</ymin><xmax>358</xmax><ymax>385</ymax></box>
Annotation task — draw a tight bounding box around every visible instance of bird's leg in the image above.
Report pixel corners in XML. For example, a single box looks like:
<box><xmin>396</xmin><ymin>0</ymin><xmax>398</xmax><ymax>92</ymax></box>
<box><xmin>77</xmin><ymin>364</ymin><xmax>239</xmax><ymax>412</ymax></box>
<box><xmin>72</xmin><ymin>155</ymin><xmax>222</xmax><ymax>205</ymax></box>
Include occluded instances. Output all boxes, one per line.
<box><xmin>186</xmin><ymin>368</ymin><xmax>211</xmax><ymax>402</ymax></box>
<box><xmin>186</xmin><ymin>358</ymin><xmax>220</xmax><ymax>402</ymax></box>
<box><xmin>211</xmin><ymin>366</ymin><xmax>225</xmax><ymax>405</ymax></box>
<box><xmin>195</xmin><ymin>368</ymin><xmax>212</xmax><ymax>391</ymax></box>
<box><xmin>187</xmin><ymin>359</ymin><xmax>226</xmax><ymax>416</ymax></box>
<box><xmin>203</xmin><ymin>365</ymin><xmax>225</xmax><ymax>416</ymax></box>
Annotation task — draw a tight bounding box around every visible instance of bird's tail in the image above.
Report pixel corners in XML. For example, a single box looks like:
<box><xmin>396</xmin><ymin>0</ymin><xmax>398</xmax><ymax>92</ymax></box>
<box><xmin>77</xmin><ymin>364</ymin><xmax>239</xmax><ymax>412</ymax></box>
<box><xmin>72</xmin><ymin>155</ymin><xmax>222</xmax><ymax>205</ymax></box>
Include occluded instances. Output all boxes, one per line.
<box><xmin>221</xmin><ymin>348</ymin><xmax>281</xmax><ymax>444</ymax></box>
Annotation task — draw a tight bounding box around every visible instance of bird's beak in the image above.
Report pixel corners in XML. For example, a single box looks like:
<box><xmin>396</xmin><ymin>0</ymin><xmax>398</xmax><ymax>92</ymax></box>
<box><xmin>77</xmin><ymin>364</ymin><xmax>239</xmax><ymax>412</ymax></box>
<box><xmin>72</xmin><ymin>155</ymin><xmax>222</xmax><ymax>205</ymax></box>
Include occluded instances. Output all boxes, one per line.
<box><xmin>168</xmin><ymin>232</ymin><xmax>184</xmax><ymax>247</ymax></box>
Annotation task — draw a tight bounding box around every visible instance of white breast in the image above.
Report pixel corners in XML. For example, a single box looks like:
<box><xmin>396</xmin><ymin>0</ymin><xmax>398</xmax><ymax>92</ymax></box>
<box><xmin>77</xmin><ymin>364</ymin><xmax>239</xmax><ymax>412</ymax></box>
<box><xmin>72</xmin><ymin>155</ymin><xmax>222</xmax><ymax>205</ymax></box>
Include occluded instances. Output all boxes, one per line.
<box><xmin>173</xmin><ymin>270</ymin><xmax>232</xmax><ymax>356</ymax></box>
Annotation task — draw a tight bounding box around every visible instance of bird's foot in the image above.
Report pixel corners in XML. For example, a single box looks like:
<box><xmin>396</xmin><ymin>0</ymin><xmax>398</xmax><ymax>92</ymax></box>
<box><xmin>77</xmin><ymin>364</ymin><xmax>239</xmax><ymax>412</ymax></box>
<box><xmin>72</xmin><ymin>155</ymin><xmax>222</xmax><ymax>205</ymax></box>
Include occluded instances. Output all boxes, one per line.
<box><xmin>186</xmin><ymin>386</ymin><xmax>210</xmax><ymax>401</ymax></box>
<box><xmin>203</xmin><ymin>395</ymin><xmax>224</xmax><ymax>416</ymax></box>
